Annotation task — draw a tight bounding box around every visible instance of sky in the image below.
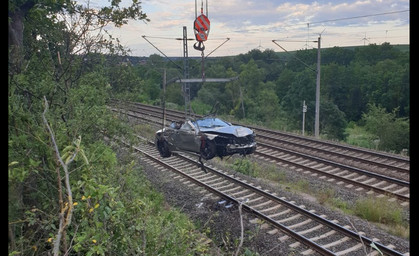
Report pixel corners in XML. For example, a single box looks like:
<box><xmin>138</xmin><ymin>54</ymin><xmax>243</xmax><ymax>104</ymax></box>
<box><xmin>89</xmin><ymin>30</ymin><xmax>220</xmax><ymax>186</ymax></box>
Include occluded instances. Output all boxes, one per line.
<box><xmin>77</xmin><ymin>0</ymin><xmax>410</xmax><ymax>57</ymax></box>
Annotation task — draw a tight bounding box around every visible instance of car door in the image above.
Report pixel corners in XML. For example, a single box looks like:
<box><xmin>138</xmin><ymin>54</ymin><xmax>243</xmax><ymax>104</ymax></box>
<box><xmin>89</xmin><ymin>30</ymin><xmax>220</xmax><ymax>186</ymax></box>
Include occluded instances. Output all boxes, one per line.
<box><xmin>175</xmin><ymin>121</ymin><xmax>199</xmax><ymax>152</ymax></box>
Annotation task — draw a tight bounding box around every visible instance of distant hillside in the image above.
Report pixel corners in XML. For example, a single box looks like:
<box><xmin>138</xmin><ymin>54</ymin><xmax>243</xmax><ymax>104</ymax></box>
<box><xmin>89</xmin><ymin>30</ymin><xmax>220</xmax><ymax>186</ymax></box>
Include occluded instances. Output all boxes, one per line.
<box><xmin>336</xmin><ymin>44</ymin><xmax>409</xmax><ymax>52</ymax></box>
<box><xmin>127</xmin><ymin>44</ymin><xmax>409</xmax><ymax>60</ymax></box>
<box><xmin>274</xmin><ymin>44</ymin><xmax>409</xmax><ymax>57</ymax></box>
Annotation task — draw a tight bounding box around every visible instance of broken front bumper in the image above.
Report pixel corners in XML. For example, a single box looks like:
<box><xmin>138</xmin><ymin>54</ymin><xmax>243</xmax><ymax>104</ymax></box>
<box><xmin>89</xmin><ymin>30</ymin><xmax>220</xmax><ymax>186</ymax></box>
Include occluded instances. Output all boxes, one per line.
<box><xmin>226</xmin><ymin>142</ymin><xmax>257</xmax><ymax>154</ymax></box>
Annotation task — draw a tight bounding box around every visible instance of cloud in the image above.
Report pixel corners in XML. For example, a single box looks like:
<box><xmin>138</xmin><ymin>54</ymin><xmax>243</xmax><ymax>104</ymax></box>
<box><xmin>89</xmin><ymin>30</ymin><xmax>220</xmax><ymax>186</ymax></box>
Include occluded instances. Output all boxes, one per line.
<box><xmin>77</xmin><ymin>0</ymin><xmax>409</xmax><ymax>56</ymax></box>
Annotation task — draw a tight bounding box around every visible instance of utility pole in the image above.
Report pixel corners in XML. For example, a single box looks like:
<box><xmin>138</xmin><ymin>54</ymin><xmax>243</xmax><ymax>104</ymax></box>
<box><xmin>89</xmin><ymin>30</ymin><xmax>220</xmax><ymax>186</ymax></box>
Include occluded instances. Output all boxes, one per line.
<box><xmin>271</xmin><ymin>35</ymin><xmax>322</xmax><ymax>138</ymax></box>
<box><xmin>240</xmin><ymin>84</ymin><xmax>245</xmax><ymax>118</ymax></box>
<box><xmin>182</xmin><ymin>26</ymin><xmax>190</xmax><ymax>118</ymax></box>
<box><xmin>162</xmin><ymin>69</ymin><xmax>166</xmax><ymax>128</ymax></box>
<box><xmin>302</xmin><ymin>100</ymin><xmax>307</xmax><ymax>135</ymax></box>
<box><xmin>314</xmin><ymin>36</ymin><xmax>321</xmax><ymax>138</ymax></box>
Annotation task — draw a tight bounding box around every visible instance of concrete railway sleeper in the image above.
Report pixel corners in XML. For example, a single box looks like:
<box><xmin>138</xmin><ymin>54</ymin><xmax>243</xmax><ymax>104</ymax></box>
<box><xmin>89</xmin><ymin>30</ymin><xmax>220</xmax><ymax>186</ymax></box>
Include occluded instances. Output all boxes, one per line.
<box><xmin>111</xmin><ymin>134</ymin><xmax>409</xmax><ymax>256</ymax></box>
<box><xmin>107</xmin><ymin>101</ymin><xmax>410</xmax><ymax>206</ymax></box>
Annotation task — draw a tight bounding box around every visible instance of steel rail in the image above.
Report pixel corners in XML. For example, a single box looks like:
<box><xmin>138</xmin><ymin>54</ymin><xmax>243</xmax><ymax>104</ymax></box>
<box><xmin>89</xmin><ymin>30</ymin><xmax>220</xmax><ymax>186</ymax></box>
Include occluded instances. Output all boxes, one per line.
<box><xmin>115</xmin><ymin>138</ymin><xmax>336</xmax><ymax>255</ymax></box>
<box><xmin>250</xmin><ymin>124</ymin><xmax>409</xmax><ymax>163</ymax></box>
<box><xmin>118</xmin><ymin>100</ymin><xmax>409</xmax><ymax>175</ymax></box>
<box><xmin>109</xmin><ymin>103</ymin><xmax>410</xmax><ymax>186</ymax></box>
<box><xmin>256</xmin><ymin>134</ymin><xmax>409</xmax><ymax>174</ymax></box>
<box><xmin>254</xmin><ymin>148</ymin><xmax>409</xmax><ymax>202</ymax></box>
<box><xmin>159</xmin><ymin>144</ymin><xmax>407</xmax><ymax>256</ymax></box>
<box><xmin>110</xmin><ymin>99</ymin><xmax>409</xmax><ymax>164</ymax></box>
<box><xmin>175</xmin><ymin>153</ymin><xmax>406</xmax><ymax>256</ymax></box>
<box><xmin>117</xmin><ymin>135</ymin><xmax>407</xmax><ymax>256</ymax></box>
<box><xmin>114</xmin><ymin>99</ymin><xmax>410</xmax><ymax>176</ymax></box>
<box><xmin>108</xmin><ymin>105</ymin><xmax>410</xmax><ymax>202</ymax></box>
<box><xmin>258</xmin><ymin>142</ymin><xmax>409</xmax><ymax>187</ymax></box>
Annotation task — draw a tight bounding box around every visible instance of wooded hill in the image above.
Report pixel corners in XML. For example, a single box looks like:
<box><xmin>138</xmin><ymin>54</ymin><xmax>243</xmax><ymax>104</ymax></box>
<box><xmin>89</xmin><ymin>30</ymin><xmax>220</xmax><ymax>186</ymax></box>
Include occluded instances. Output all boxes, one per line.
<box><xmin>114</xmin><ymin>43</ymin><xmax>409</xmax><ymax>153</ymax></box>
<box><xmin>8</xmin><ymin>1</ymin><xmax>409</xmax><ymax>254</ymax></box>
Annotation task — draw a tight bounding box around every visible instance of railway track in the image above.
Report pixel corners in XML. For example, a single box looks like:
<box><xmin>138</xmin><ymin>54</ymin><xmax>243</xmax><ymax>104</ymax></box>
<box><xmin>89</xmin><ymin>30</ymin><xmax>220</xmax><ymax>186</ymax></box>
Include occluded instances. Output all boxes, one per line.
<box><xmin>108</xmin><ymin>99</ymin><xmax>410</xmax><ymax>206</ymax></box>
<box><xmin>253</xmin><ymin>129</ymin><xmax>409</xmax><ymax>181</ymax></box>
<box><xmin>113</xmin><ymin>135</ymin><xmax>409</xmax><ymax>256</ymax></box>
<box><xmin>109</xmin><ymin>99</ymin><xmax>409</xmax><ymax>177</ymax></box>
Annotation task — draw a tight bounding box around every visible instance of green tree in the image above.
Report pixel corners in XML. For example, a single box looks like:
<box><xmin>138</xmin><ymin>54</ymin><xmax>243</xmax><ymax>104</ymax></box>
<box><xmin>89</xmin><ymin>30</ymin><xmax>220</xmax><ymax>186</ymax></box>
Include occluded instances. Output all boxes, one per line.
<box><xmin>9</xmin><ymin>0</ymin><xmax>149</xmax><ymax>254</ymax></box>
<box><xmin>280</xmin><ymin>68</ymin><xmax>316</xmax><ymax>132</ymax></box>
<box><xmin>354</xmin><ymin>42</ymin><xmax>400</xmax><ymax>65</ymax></box>
<box><xmin>319</xmin><ymin>100</ymin><xmax>348</xmax><ymax>140</ymax></box>
<box><xmin>246</xmin><ymin>82</ymin><xmax>281</xmax><ymax>125</ymax></box>
<box><xmin>239</xmin><ymin>59</ymin><xmax>266</xmax><ymax>97</ymax></box>
<box><xmin>275</xmin><ymin>68</ymin><xmax>295</xmax><ymax>101</ymax></box>
<box><xmin>286</xmin><ymin>48</ymin><xmax>317</xmax><ymax>72</ymax></box>
<box><xmin>321</xmin><ymin>62</ymin><xmax>359</xmax><ymax>124</ymax></box>
<box><xmin>322</xmin><ymin>46</ymin><xmax>354</xmax><ymax>66</ymax></box>
<box><xmin>361</xmin><ymin>104</ymin><xmax>409</xmax><ymax>153</ymax></box>
<box><xmin>369</xmin><ymin>59</ymin><xmax>409</xmax><ymax>116</ymax></box>
<box><xmin>165</xmin><ymin>83</ymin><xmax>184</xmax><ymax>106</ymax></box>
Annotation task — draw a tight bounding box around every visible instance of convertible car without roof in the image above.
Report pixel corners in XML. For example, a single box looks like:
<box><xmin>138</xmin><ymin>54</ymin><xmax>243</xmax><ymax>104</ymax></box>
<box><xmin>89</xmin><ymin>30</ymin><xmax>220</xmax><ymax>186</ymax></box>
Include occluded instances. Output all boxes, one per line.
<box><xmin>155</xmin><ymin>117</ymin><xmax>257</xmax><ymax>160</ymax></box>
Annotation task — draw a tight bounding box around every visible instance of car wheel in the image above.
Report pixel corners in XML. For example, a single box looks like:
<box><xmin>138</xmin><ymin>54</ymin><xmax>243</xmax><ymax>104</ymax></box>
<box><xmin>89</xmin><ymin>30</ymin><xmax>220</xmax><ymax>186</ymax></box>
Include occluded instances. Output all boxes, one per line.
<box><xmin>200</xmin><ymin>139</ymin><xmax>216</xmax><ymax>160</ymax></box>
<box><xmin>156</xmin><ymin>137</ymin><xmax>171</xmax><ymax>157</ymax></box>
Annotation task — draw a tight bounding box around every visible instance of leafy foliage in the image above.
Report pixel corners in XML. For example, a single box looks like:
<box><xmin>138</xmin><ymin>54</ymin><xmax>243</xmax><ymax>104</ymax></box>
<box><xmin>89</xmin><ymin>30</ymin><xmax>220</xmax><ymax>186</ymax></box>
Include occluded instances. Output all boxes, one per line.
<box><xmin>361</xmin><ymin>104</ymin><xmax>409</xmax><ymax>153</ymax></box>
<box><xmin>9</xmin><ymin>1</ymin><xmax>213</xmax><ymax>255</ymax></box>
<box><xmin>8</xmin><ymin>0</ymin><xmax>410</xmax><ymax>253</ymax></box>
<box><xmin>110</xmin><ymin>44</ymin><xmax>408</xmax><ymax>153</ymax></box>
<box><xmin>166</xmin><ymin>44</ymin><xmax>407</xmax><ymax>151</ymax></box>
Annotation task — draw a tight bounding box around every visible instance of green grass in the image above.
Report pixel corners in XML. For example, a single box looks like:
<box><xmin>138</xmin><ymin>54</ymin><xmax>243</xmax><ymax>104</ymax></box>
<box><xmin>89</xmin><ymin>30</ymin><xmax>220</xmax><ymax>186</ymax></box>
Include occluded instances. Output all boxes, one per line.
<box><xmin>344</xmin><ymin>124</ymin><xmax>378</xmax><ymax>149</ymax></box>
<box><xmin>354</xmin><ymin>196</ymin><xmax>402</xmax><ymax>223</ymax></box>
<box><xmin>136</xmin><ymin>120</ymin><xmax>410</xmax><ymax>240</ymax></box>
<box><xmin>215</xmin><ymin>157</ymin><xmax>409</xmax><ymax>239</ymax></box>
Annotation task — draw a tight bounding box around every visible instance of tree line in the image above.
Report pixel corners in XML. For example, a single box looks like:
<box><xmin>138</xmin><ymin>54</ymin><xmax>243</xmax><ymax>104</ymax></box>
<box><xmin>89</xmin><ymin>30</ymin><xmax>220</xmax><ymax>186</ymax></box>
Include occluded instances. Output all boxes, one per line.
<box><xmin>113</xmin><ymin>44</ymin><xmax>409</xmax><ymax>154</ymax></box>
<box><xmin>9</xmin><ymin>1</ymin><xmax>215</xmax><ymax>255</ymax></box>
<box><xmin>8</xmin><ymin>0</ymin><xmax>409</xmax><ymax>254</ymax></box>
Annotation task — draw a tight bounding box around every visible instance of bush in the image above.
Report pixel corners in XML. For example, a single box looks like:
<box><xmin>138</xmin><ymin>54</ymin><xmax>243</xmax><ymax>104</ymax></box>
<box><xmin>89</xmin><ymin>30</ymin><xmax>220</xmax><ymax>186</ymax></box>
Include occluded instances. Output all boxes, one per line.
<box><xmin>361</xmin><ymin>104</ymin><xmax>409</xmax><ymax>154</ymax></box>
<box><xmin>354</xmin><ymin>196</ymin><xmax>403</xmax><ymax>225</ymax></box>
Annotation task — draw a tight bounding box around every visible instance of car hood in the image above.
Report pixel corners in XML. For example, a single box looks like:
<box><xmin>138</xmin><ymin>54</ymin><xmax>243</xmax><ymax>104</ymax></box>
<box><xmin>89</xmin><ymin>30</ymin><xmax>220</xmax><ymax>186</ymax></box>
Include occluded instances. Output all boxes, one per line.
<box><xmin>200</xmin><ymin>125</ymin><xmax>254</xmax><ymax>137</ymax></box>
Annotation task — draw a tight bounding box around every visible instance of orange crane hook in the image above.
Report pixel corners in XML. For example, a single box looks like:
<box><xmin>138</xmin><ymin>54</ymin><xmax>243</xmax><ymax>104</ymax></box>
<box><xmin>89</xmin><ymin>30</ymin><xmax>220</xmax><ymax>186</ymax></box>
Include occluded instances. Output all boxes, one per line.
<box><xmin>193</xmin><ymin>0</ymin><xmax>210</xmax><ymax>51</ymax></box>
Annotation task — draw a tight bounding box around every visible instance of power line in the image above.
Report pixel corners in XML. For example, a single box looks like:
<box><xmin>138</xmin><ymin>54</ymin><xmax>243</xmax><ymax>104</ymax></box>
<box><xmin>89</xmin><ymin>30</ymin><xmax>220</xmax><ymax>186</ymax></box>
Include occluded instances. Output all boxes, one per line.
<box><xmin>309</xmin><ymin>10</ymin><xmax>409</xmax><ymax>25</ymax></box>
<box><xmin>272</xmin><ymin>40</ymin><xmax>316</xmax><ymax>73</ymax></box>
<box><xmin>146</xmin><ymin>36</ymin><xmax>195</xmax><ymax>41</ymax></box>
<box><xmin>142</xmin><ymin>35</ymin><xmax>228</xmax><ymax>41</ymax></box>
<box><xmin>142</xmin><ymin>35</ymin><xmax>184</xmax><ymax>70</ymax></box>
<box><xmin>280</xmin><ymin>9</ymin><xmax>409</xmax><ymax>30</ymax></box>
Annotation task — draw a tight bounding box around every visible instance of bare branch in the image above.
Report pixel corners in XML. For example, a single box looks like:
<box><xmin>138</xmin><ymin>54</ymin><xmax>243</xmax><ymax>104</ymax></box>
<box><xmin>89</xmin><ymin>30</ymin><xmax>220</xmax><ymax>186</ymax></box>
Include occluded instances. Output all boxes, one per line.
<box><xmin>42</xmin><ymin>96</ymin><xmax>76</xmax><ymax>256</ymax></box>
<box><xmin>234</xmin><ymin>198</ymin><xmax>249</xmax><ymax>256</ymax></box>
<box><xmin>345</xmin><ymin>217</ymin><xmax>369</xmax><ymax>255</ymax></box>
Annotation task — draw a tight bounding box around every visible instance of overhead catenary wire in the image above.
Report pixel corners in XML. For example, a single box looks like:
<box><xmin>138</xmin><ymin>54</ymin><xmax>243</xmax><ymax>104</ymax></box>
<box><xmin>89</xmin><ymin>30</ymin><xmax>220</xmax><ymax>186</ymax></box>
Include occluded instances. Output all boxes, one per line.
<box><xmin>275</xmin><ymin>9</ymin><xmax>408</xmax><ymax>48</ymax></box>
<box><xmin>136</xmin><ymin>7</ymin><xmax>407</xmax><ymax>56</ymax></box>
<box><xmin>272</xmin><ymin>40</ymin><xmax>317</xmax><ymax>73</ymax></box>
<box><xmin>204</xmin><ymin>38</ymin><xmax>230</xmax><ymax>58</ymax></box>
<box><xmin>308</xmin><ymin>9</ymin><xmax>409</xmax><ymax>25</ymax></box>
<box><xmin>142</xmin><ymin>34</ymin><xmax>230</xmax><ymax>71</ymax></box>
<box><xmin>140</xmin><ymin>35</ymin><xmax>227</xmax><ymax>41</ymax></box>
<box><xmin>142</xmin><ymin>35</ymin><xmax>184</xmax><ymax>71</ymax></box>
<box><xmin>282</xmin><ymin>9</ymin><xmax>409</xmax><ymax>29</ymax></box>
<box><xmin>125</xmin><ymin>6</ymin><xmax>408</xmax><ymax>57</ymax></box>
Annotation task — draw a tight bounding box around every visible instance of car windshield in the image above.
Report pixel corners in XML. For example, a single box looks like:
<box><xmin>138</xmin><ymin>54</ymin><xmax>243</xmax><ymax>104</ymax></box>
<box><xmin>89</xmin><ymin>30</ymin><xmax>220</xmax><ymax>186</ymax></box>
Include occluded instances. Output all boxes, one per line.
<box><xmin>195</xmin><ymin>118</ymin><xmax>230</xmax><ymax>128</ymax></box>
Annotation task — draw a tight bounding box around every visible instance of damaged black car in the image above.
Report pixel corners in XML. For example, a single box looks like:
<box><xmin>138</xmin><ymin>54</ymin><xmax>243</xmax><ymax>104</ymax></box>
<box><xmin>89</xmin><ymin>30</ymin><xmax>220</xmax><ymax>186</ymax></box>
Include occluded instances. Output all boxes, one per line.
<box><xmin>155</xmin><ymin>117</ymin><xmax>257</xmax><ymax>160</ymax></box>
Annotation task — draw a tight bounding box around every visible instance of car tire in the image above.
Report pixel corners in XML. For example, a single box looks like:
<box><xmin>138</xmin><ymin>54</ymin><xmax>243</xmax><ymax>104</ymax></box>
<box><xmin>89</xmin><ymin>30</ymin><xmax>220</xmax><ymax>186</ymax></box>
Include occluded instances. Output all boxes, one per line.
<box><xmin>156</xmin><ymin>137</ymin><xmax>171</xmax><ymax>157</ymax></box>
<box><xmin>200</xmin><ymin>139</ymin><xmax>216</xmax><ymax>160</ymax></box>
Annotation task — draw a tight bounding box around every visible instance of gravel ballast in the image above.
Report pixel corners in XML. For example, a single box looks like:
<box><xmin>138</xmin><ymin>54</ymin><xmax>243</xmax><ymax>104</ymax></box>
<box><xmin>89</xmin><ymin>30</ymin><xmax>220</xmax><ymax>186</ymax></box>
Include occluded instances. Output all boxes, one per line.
<box><xmin>132</xmin><ymin>150</ymin><xmax>410</xmax><ymax>256</ymax></box>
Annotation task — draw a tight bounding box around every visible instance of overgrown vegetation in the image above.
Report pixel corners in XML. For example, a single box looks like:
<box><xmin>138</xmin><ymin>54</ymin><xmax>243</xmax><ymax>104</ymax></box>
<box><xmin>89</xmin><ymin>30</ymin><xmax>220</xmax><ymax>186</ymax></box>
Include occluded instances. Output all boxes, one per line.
<box><xmin>113</xmin><ymin>43</ymin><xmax>409</xmax><ymax>154</ymax></box>
<box><xmin>222</xmin><ymin>158</ymin><xmax>409</xmax><ymax>239</ymax></box>
<box><xmin>8</xmin><ymin>1</ymin><xmax>213</xmax><ymax>255</ymax></box>
<box><xmin>8</xmin><ymin>0</ymin><xmax>409</xmax><ymax>254</ymax></box>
